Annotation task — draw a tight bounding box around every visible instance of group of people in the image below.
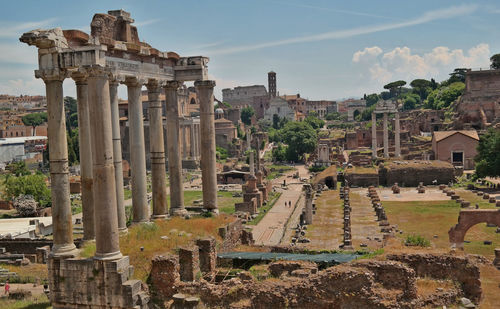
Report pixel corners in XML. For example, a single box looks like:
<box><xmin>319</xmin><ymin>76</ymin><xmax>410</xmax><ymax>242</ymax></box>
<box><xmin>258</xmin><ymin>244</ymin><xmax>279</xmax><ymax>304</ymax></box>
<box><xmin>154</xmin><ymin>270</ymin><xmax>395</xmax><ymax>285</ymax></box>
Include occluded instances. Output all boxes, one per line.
<box><xmin>285</xmin><ymin>201</ymin><xmax>292</xmax><ymax>208</ymax></box>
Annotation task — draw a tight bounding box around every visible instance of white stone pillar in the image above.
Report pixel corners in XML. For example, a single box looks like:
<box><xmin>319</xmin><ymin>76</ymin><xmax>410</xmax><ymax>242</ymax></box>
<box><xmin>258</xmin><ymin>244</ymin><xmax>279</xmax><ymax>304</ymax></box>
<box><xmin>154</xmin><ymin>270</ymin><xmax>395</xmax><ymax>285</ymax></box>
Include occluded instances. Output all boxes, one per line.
<box><xmin>43</xmin><ymin>73</ymin><xmax>78</xmax><ymax>257</ymax></box>
<box><xmin>87</xmin><ymin>67</ymin><xmax>122</xmax><ymax>260</ymax></box>
<box><xmin>147</xmin><ymin>81</ymin><xmax>167</xmax><ymax>219</ymax></box>
<box><xmin>126</xmin><ymin>78</ymin><xmax>149</xmax><ymax>222</ymax></box>
<box><xmin>371</xmin><ymin>112</ymin><xmax>377</xmax><ymax>159</ymax></box>
<box><xmin>109</xmin><ymin>79</ymin><xmax>127</xmax><ymax>232</ymax></box>
<box><xmin>395</xmin><ymin>112</ymin><xmax>401</xmax><ymax>158</ymax></box>
<box><xmin>165</xmin><ymin>81</ymin><xmax>186</xmax><ymax>216</ymax></box>
<box><xmin>72</xmin><ymin>72</ymin><xmax>95</xmax><ymax>241</ymax></box>
<box><xmin>383</xmin><ymin>112</ymin><xmax>389</xmax><ymax>158</ymax></box>
<box><xmin>196</xmin><ymin>80</ymin><xmax>218</xmax><ymax>212</ymax></box>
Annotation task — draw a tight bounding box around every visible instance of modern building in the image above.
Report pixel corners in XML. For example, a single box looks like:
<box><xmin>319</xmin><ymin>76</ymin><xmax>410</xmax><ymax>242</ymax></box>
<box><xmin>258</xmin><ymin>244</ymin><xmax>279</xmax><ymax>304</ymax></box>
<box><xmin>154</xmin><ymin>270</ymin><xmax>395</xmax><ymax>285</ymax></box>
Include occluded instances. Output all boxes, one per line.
<box><xmin>432</xmin><ymin>130</ymin><xmax>479</xmax><ymax>170</ymax></box>
<box><xmin>0</xmin><ymin>136</ymin><xmax>47</xmax><ymax>164</ymax></box>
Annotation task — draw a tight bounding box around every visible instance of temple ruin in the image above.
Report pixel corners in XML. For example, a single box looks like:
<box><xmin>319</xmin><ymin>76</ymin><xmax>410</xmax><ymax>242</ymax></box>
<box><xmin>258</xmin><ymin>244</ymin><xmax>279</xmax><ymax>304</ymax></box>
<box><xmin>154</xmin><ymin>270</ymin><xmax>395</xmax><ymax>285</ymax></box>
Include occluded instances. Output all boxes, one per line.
<box><xmin>20</xmin><ymin>9</ymin><xmax>217</xmax><ymax>308</ymax></box>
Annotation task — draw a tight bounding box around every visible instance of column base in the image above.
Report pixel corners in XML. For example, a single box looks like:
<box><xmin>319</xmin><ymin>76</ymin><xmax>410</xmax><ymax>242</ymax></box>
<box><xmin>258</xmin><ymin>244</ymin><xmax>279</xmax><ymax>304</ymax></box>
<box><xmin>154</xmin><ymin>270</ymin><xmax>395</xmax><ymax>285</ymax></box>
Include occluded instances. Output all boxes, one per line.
<box><xmin>94</xmin><ymin>250</ymin><xmax>123</xmax><ymax>261</ymax></box>
<box><xmin>132</xmin><ymin>218</ymin><xmax>150</xmax><ymax>224</ymax></box>
<box><xmin>151</xmin><ymin>214</ymin><xmax>167</xmax><ymax>219</ymax></box>
<box><xmin>118</xmin><ymin>227</ymin><xmax>129</xmax><ymax>235</ymax></box>
<box><xmin>207</xmin><ymin>209</ymin><xmax>219</xmax><ymax>216</ymax></box>
<box><xmin>170</xmin><ymin>208</ymin><xmax>188</xmax><ymax>217</ymax></box>
<box><xmin>50</xmin><ymin>243</ymin><xmax>79</xmax><ymax>258</ymax></box>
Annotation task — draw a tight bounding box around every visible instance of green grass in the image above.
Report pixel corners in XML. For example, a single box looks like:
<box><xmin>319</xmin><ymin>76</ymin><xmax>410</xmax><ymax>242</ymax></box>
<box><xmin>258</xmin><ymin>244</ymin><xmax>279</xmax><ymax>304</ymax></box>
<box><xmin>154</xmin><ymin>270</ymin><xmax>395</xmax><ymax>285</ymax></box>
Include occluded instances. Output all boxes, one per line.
<box><xmin>0</xmin><ymin>295</ymin><xmax>51</xmax><ymax>309</ymax></box>
<box><xmin>123</xmin><ymin>188</ymin><xmax>132</xmax><ymax>200</ymax></box>
<box><xmin>404</xmin><ymin>234</ymin><xmax>431</xmax><ymax>247</ymax></box>
<box><xmin>247</xmin><ymin>192</ymin><xmax>281</xmax><ymax>225</ymax></box>
<box><xmin>384</xmin><ymin>198</ymin><xmax>500</xmax><ymax>258</ymax></box>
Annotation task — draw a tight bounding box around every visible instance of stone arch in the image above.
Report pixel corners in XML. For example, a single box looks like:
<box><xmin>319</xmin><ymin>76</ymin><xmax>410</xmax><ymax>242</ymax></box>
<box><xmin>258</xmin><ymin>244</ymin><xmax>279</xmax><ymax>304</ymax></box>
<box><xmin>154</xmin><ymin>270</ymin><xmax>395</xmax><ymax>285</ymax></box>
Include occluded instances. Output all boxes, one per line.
<box><xmin>190</xmin><ymin>98</ymin><xmax>196</xmax><ymax>105</ymax></box>
<box><xmin>353</xmin><ymin>109</ymin><xmax>361</xmax><ymax>120</ymax></box>
<box><xmin>448</xmin><ymin>209</ymin><xmax>500</xmax><ymax>248</ymax></box>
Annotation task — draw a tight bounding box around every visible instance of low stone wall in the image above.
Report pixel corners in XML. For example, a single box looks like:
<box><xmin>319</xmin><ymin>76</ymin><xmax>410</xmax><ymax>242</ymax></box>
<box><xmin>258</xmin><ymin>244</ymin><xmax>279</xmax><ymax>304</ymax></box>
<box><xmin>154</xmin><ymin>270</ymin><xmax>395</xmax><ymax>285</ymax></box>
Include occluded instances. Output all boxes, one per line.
<box><xmin>344</xmin><ymin>172</ymin><xmax>379</xmax><ymax>187</ymax></box>
<box><xmin>0</xmin><ymin>239</ymin><xmax>82</xmax><ymax>255</ymax></box>
<box><xmin>380</xmin><ymin>161</ymin><xmax>455</xmax><ymax>186</ymax></box>
<box><xmin>218</xmin><ymin>219</ymin><xmax>253</xmax><ymax>252</ymax></box>
<box><xmin>387</xmin><ymin>253</ymin><xmax>481</xmax><ymax>303</ymax></box>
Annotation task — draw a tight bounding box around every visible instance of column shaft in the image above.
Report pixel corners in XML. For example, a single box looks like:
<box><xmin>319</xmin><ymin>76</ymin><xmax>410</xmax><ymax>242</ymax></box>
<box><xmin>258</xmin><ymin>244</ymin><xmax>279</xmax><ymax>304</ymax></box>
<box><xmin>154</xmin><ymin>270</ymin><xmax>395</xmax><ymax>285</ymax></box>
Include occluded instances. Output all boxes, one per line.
<box><xmin>165</xmin><ymin>82</ymin><xmax>186</xmax><ymax>216</ymax></box>
<box><xmin>395</xmin><ymin>112</ymin><xmax>401</xmax><ymax>158</ymax></box>
<box><xmin>75</xmin><ymin>78</ymin><xmax>95</xmax><ymax>240</ymax></box>
<box><xmin>88</xmin><ymin>69</ymin><xmax>122</xmax><ymax>260</ymax></box>
<box><xmin>182</xmin><ymin>125</ymin><xmax>187</xmax><ymax>159</ymax></box>
<box><xmin>109</xmin><ymin>81</ymin><xmax>127</xmax><ymax>231</ymax></box>
<box><xmin>147</xmin><ymin>82</ymin><xmax>167</xmax><ymax>218</ymax></box>
<box><xmin>45</xmin><ymin>78</ymin><xmax>77</xmax><ymax>257</ymax></box>
<box><xmin>383</xmin><ymin>112</ymin><xmax>389</xmax><ymax>158</ymax></box>
<box><xmin>371</xmin><ymin>112</ymin><xmax>377</xmax><ymax>159</ymax></box>
<box><xmin>196</xmin><ymin>80</ymin><xmax>218</xmax><ymax>211</ymax></box>
<box><xmin>127</xmin><ymin>80</ymin><xmax>149</xmax><ymax>222</ymax></box>
<box><xmin>190</xmin><ymin>124</ymin><xmax>195</xmax><ymax>158</ymax></box>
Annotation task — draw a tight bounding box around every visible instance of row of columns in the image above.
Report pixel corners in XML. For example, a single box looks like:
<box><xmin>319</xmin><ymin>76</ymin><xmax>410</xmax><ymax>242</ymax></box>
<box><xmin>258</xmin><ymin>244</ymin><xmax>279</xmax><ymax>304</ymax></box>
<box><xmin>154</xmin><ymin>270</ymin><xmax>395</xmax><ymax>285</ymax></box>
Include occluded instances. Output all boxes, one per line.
<box><xmin>371</xmin><ymin>111</ymin><xmax>401</xmax><ymax>159</ymax></box>
<box><xmin>178</xmin><ymin>122</ymin><xmax>201</xmax><ymax>160</ymax></box>
<box><xmin>42</xmin><ymin>66</ymin><xmax>217</xmax><ymax>259</ymax></box>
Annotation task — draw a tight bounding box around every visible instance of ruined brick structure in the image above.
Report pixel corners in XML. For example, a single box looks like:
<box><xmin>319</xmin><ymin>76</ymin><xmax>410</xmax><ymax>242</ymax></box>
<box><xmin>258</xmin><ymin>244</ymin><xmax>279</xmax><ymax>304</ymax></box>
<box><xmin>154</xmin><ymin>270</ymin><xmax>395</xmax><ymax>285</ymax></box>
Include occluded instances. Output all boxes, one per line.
<box><xmin>454</xmin><ymin>69</ymin><xmax>500</xmax><ymax>129</ymax></box>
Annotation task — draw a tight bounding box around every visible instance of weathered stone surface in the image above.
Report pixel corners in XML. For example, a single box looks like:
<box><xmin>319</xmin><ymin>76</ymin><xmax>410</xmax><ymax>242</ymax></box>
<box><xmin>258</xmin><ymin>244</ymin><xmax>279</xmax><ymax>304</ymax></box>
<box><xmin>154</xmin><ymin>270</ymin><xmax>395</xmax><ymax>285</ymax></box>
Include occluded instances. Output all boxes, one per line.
<box><xmin>268</xmin><ymin>260</ymin><xmax>318</xmax><ymax>278</ymax></box>
<box><xmin>196</xmin><ymin>238</ymin><xmax>216</xmax><ymax>274</ymax></box>
<box><xmin>179</xmin><ymin>246</ymin><xmax>200</xmax><ymax>282</ymax></box>
<box><xmin>150</xmin><ymin>254</ymin><xmax>179</xmax><ymax>300</ymax></box>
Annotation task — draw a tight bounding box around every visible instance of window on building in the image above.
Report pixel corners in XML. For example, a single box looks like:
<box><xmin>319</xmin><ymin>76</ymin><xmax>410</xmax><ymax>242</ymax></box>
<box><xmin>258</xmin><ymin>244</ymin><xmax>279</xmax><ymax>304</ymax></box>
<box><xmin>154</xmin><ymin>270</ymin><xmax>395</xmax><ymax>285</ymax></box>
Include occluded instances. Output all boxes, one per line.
<box><xmin>452</xmin><ymin>151</ymin><xmax>464</xmax><ymax>164</ymax></box>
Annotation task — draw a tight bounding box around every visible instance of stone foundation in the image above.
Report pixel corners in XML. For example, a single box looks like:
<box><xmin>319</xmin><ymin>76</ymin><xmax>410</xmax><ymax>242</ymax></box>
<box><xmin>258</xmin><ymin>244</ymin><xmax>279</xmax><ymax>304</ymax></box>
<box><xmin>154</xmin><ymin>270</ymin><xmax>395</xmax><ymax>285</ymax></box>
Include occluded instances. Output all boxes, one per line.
<box><xmin>179</xmin><ymin>247</ymin><xmax>200</xmax><ymax>282</ymax></box>
<box><xmin>48</xmin><ymin>256</ymin><xmax>149</xmax><ymax>309</ymax></box>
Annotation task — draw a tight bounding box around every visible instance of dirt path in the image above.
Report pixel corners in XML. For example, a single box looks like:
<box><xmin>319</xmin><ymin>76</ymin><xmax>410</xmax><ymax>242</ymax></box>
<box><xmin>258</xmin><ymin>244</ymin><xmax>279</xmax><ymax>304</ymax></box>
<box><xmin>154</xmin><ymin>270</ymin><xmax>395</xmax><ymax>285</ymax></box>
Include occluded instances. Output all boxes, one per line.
<box><xmin>252</xmin><ymin>165</ymin><xmax>308</xmax><ymax>246</ymax></box>
<box><xmin>350</xmin><ymin>188</ymin><xmax>383</xmax><ymax>249</ymax></box>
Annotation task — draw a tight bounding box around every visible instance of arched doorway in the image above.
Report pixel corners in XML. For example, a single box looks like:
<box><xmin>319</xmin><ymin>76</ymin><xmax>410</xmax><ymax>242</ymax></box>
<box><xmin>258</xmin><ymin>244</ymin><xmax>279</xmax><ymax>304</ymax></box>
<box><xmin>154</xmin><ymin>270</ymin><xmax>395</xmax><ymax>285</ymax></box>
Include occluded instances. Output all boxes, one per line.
<box><xmin>448</xmin><ymin>209</ymin><xmax>500</xmax><ymax>249</ymax></box>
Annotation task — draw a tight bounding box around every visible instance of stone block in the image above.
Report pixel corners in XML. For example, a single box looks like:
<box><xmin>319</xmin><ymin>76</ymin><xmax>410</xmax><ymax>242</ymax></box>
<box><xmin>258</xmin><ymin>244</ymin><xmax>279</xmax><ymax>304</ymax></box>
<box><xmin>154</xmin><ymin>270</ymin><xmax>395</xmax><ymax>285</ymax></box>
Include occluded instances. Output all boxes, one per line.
<box><xmin>150</xmin><ymin>254</ymin><xmax>179</xmax><ymax>299</ymax></box>
<box><xmin>179</xmin><ymin>246</ymin><xmax>200</xmax><ymax>282</ymax></box>
<box><xmin>483</xmin><ymin>194</ymin><xmax>490</xmax><ymax>199</ymax></box>
<box><xmin>196</xmin><ymin>238</ymin><xmax>216</xmax><ymax>274</ymax></box>
<box><xmin>461</xmin><ymin>201</ymin><xmax>471</xmax><ymax>208</ymax></box>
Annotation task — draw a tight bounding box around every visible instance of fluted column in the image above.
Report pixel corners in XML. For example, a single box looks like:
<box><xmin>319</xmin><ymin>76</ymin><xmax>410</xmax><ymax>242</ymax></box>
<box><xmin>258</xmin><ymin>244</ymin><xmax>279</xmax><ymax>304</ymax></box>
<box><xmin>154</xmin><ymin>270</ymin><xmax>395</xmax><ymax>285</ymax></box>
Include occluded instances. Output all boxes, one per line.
<box><xmin>147</xmin><ymin>80</ymin><xmax>167</xmax><ymax>219</ymax></box>
<box><xmin>395</xmin><ymin>112</ymin><xmax>401</xmax><ymax>158</ymax></box>
<box><xmin>196</xmin><ymin>80</ymin><xmax>218</xmax><ymax>212</ymax></box>
<box><xmin>72</xmin><ymin>72</ymin><xmax>95</xmax><ymax>241</ymax></box>
<box><xmin>383</xmin><ymin>112</ymin><xmax>389</xmax><ymax>158</ymax></box>
<box><xmin>43</xmin><ymin>72</ymin><xmax>77</xmax><ymax>257</ymax></box>
<box><xmin>165</xmin><ymin>81</ymin><xmax>186</xmax><ymax>216</ymax></box>
<box><xmin>371</xmin><ymin>112</ymin><xmax>377</xmax><ymax>159</ymax></box>
<box><xmin>109</xmin><ymin>79</ymin><xmax>127</xmax><ymax>231</ymax></box>
<box><xmin>88</xmin><ymin>67</ymin><xmax>122</xmax><ymax>260</ymax></box>
<box><xmin>126</xmin><ymin>78</ymin><xmax>149</xmax><ymax>222</ymax></box>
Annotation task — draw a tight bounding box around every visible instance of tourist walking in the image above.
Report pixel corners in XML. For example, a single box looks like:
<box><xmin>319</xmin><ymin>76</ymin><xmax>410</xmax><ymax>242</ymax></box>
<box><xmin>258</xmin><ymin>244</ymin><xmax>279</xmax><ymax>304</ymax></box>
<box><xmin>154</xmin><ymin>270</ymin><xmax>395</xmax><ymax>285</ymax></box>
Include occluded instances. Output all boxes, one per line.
<box><xmin>4</xmin><ymin>279</ymin><xmax>9</xmax><ymax>295</ymax></box>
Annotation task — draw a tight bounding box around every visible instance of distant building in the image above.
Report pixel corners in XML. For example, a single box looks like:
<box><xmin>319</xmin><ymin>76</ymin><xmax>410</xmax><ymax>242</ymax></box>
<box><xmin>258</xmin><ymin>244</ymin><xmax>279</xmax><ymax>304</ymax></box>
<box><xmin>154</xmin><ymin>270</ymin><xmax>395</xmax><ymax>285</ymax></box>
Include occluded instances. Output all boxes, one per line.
<box><xmin>264</xmin><ymin>97</ymin><xmax>295</xmax><ymax>122</ymax></box>
<box><xmin>0</xmin><ymin>136</ymin><xmax>47</xmax><ymax>164</ymax></box>
<box><xmin>432</xmin><ymin>130</ymin><xmax>479</xmax><ymax>170</ymax></box>
<box><xmin>343</xmin><ymin>99</ymin><xmax>366</xmax><ymax>121</ymax></box>
<box><xmin>284</xmin><ymin>94</ymin><xmax>336</xmax><ymax>119</ymax></box>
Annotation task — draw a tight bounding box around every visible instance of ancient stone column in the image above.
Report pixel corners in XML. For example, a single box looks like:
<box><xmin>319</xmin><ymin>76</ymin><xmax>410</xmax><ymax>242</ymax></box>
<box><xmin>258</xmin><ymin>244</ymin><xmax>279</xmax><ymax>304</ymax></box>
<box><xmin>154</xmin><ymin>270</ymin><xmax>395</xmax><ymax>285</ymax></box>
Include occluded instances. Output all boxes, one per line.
<box><xmin>395</xmin><ymin>111</ymin><xmax>401</xmax><ymax>158</ymax></box>
<box><xmin>182</xmin><ymin>125</ymin><xmax>188</xmax><ymax>159</ymax></box>
<box><xmin>126</xmin><ymin>78</ymin><xmax>149</xmax><ymax>222</ymax></box>
<box><xmin>88</xmin><ymin>67</ymin><xmax>122</xmax><ymax>260</ymax></box>
<box><xmin>256</xmin><ymin>137</ymin><xmax>261</xmax><ymax>172</ymax></box>
<box><xmin>73</xmin><ymin>72</ymin><xmax>95</xmax><ymax>241</ymax></box>
<box><xmin>109</xmin><ymin>79</ymin><xmax>127</xmax><ymax>232</ymax></box>
<box><xmin>147</xmin><ymin>81</ymin><xmax>167</xmax><ymax>219</ymax></box>
<box><xmin>190</xmin><ymin>124</ymin><xmax>195</xmax><ymax>158</ymax></box>
<box><xmin>383</xmin><ymin>112</ymin><xmax>389</xmax><ymax>158</ymax></box>
<box><xmin>43</xmin><ymin>73</ymin><xmax>78</xmax><ymax>257</ymax></box>
<box><xmin>165</xmin><ymin>81</ymin><xmax>186</xmax><ymax>216</ymax></box>
<box><xmin>371</xmin><ymin>112</ymin><xmax>377</xmax><ymax>159</ymax></box>
<box><xmin>247</xmin><ymin>129</ymin><xmax>255</xmax><ymax>176</ymax></box>
<box><xmin>195</xmin><ymin>80</ymin><xmax>218</xmax><ymax>212</ymax></box>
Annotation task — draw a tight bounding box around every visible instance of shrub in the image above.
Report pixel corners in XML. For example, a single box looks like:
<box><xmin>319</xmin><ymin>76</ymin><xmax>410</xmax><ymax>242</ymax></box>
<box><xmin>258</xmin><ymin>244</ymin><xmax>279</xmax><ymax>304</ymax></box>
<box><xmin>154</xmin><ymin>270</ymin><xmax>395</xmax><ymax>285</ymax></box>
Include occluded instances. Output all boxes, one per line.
<box><xmin>404</xmin><ymin>234</ymin><xmax>430</xmax><ymax>247</ymax></box>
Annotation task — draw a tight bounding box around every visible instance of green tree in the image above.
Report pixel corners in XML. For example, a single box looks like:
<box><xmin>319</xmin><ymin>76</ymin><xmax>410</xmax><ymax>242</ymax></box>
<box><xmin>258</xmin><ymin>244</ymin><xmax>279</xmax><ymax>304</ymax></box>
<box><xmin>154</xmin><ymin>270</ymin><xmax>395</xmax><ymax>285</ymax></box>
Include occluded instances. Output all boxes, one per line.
<box><xmin>3</xmin><ymin>174</ymin><xmax>51</xmax><ymax>207</ymax></box>
<box><xmin>216</xmin><ymin>146</ymin><xmax>228</xmax><ymax>160</ymax></box>
<box><xmin>272</xmin><ymin>114</ymin><xmax>281</xmax><ymax>129</ymax></box>
<box><xmin>22</xmin><ymin>112</ymin><xmax>47</xmax><ymax>136</ymax></box>
<box><xmin>475</xmin><ymin>129</ymin><xmax>500</xmax><ymax>178</ymax></box>
<box><xmin>401</xmin><ymin>93</ymin><xmax>420</xmax><ymax>111</ymax></box>
<box><xmin>446</xmin><ymin>68</ymin><xmax>467</xmax><ymax>85</ymax></box>
<box><xmin>241</xmin><ymin>106</ymin><xmax>255</xmax><ymax>126</ymax></box>
<box><xmin>410</xmin><ymin>79</ymin><xmax>432</xmax><ymax>100</ymax></box>
<box><xmin>272</xmin><ymin>143</ymin><xmax>287</xmax><ymax>162</ymax></box>
<box><xmin>383</xmin><ymin>80</ymin><xmax>406</xmax><ymax>98</ymax></box>
<box><xmin>364</xmin><ymin>93</ymin><xmax>380</xmax><ymax>107</ymax></box>
<box><xmin>304</xmin><ymin>115</ymin><xmax>325</xmax><ymax>130</ymax></box>
<box><xmin>67</xmin><ymin>128</ymin><xmax>79</xmax><ymax>166</ymax></box>
<box><xmin>280</xmin><ymin>122</ymin><xmax>317</xmax><ymax>162</ymax></box>
<box><xmin>424</xmin><ymin>82</ymin><xmax>465</xmax><ymax>110</ymax></box>
<box><xmin>490</xmin><ymin>53</ymin><xmax>500</xmax><ymax>70</ymax></box>
<box><xmin>7</xmin><ymin>161</ymin><xmax>30</xmax><ymax>176</ymax></box>
<box><xmin>64</xmin><ymin>96</ymin><xmax>78</xmax><ymax>129</ymax></box>
<box><xmin>257</xmin><ymin>119</ymin><xmax>272</xmax><ymax>132</ymax></box>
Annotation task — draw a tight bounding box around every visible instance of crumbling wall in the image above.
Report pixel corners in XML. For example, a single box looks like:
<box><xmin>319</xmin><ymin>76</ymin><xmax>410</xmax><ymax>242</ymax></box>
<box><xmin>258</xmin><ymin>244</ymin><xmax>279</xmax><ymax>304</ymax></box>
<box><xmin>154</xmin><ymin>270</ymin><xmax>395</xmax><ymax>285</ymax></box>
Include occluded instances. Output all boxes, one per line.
<box><xmin>387</xmin><ymin>253</ymin><xmax>481</xmax><ymax>303</ymax></box>
<box><xmin>380</xmin><ymin>161</ymin><xmax>454</xmax><ymax>186</ymax></box>
<box><xmin>218</xmin><ymin>219</ymin><xmax>253</xmax><ymax>252</ymax></box>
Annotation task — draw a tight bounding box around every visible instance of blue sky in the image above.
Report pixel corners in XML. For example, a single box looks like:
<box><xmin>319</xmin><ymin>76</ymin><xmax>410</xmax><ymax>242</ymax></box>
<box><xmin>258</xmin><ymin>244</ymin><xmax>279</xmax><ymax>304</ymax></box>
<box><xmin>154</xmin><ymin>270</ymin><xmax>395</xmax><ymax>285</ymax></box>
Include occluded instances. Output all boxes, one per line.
<box><xmin>1</xmin><ymin>0</ymin><xmax>499</xmax><ymax>100</ymax></box>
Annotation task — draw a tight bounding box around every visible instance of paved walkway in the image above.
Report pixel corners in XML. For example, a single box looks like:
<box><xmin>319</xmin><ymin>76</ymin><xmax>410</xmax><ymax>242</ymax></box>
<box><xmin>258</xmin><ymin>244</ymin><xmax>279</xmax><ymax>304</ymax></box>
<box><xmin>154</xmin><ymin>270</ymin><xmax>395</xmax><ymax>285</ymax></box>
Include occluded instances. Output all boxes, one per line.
<box><xmin>252</xmin><ymin>164</ymin><xmax>308</xmax><ymax>246</ymax></box>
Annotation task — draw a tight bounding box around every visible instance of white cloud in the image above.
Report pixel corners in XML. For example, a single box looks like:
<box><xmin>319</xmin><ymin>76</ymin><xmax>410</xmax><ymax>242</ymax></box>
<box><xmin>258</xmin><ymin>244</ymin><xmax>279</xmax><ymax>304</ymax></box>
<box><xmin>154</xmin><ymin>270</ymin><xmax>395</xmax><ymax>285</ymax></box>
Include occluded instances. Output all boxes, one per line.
<box><xmin>207</xmin><ymin>4</ymin><xmax>477</xmax><ymax>55</ymax></box>
<box><xmin>352</xmin><ymin>43</ymin><xmax>491</xmax><ymax>86</ymax></box>
<box><xmin>352</xmin><ymin>46</ymin><xmax>382</xmax><ymax>63</ymax></box>
<box><xmin>0</xmin><ymin>44</ymin><xmax>38</xmax><ymax>65</ymax></box>
<box><xmin>134</xmin><ymin>19</ymin><xmax>161</xmax><ymax>27</ymax></box>
<box><xmin>0</xmin><ymin>18</ymin><xmax>57</xmax><ymax>38</ymax></box>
